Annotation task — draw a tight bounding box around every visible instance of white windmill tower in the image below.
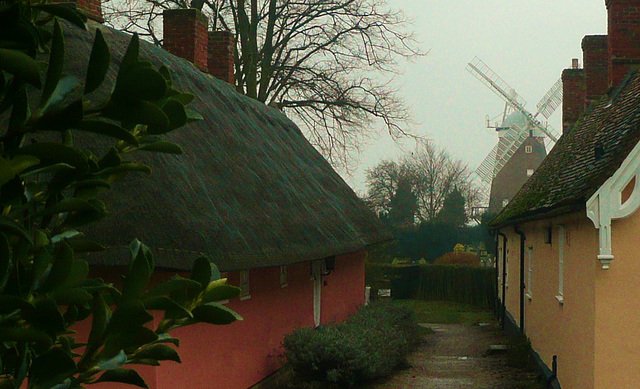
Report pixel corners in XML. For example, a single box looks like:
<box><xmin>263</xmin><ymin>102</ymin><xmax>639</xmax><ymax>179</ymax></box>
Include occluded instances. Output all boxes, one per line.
<box><xmin>466</xmin><ymin>56</ymin><xmax>563</xmax><ymax>213</ymax></box>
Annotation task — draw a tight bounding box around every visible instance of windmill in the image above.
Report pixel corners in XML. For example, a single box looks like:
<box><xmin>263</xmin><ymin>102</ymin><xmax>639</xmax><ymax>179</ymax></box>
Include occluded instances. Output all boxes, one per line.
<box><xmin>466</xmin><ymin>56</ymin><xmax>563</xmax><ymax>213</ymax></box>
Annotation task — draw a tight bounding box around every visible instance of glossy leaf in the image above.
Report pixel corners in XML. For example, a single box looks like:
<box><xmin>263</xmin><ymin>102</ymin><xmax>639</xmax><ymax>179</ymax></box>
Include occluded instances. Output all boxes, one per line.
<box><xmin>105</xmin><ymin>100</ymin><xmax>170</xmax><ymax>135</ymax></box>
<box><xmin>33</xmin><ymin>4</ymin><xmax>87</xmax><ymax>29</ymax></box>
<box><xmin>17</xmin><ymin>142</ymin><xmax>88</xmax><ymax>174</ymax></box>
<box><xmin>8</xmin><ymin>85</ymin><xmax>29</xmax><ymax>133</ymax></box>
<box><xmin>118</xmin><ymin>34</ymin><xmax>140</xmax><ymax>81</ymax></box>
<box><xmin>144</xmin><ymin>276</ymin><xmax>202</xmax><ymax>298</ymax></box>
<box><xmin>94</xmin><ymin>369</ymin><xmax>148</xmax><ymax>388</ymax></box>
<box><xmin>191</xmin><ymin>303</ymin><xmax>243</xmax><ymax>325</ymax></box>
<box><xmin>190</xmin><ymin>256</ymin><xmax>212</xmax><ymax>290</ymax></box>
<box><xmin>122</xmin><ymin>241</ymin><xmax>153</xmax><ymax>300</ymax></box>
<box><xmin>67</xmin><ymin>238</ymin><xmax>106</xmax><ymax>252</ymax></box>
<box><xmin>170</xmin><ymin>93</ymin><xmax>195</xmax><ymax>106</ymax></box>
<box><xmin>86</xmin><ymin>294</ymin><xmax>109</xmax><ymax>353</ymax></box>
<box><xmin>185</xmin><ymin>108</ymin><xmax>204</xmax><ymax>122</ymax></box>
<box><xmin>108</xmin><ymin>301</ymin><xmax>153</xmax><ymax>333</ymax></box>
<box><xmin>40</xmin><ymin>19</ymin><xmax>64</xmax><ymax>107</ymax></box>
<box><xmin>0</xmin><ymin>215</ymin><xmax>32</xmax><ymax>243</ymax></box>
<box><xmin>38</xmin><ymin>242</ymin><xmax>73</xmax><ymax>293</ymax></box>
<box><xmin>0</xmin><ymin>48</ymin><xmax>41</xmax><ymax>87</ymax></box>
<box><xmin>76</xmin><ymin>119</ymin><xmax>138</xmax><ymax>145</ymax></box>
<box><xmin>43</xmin><ymin>198</ymin><xmax>101</xmax><ymax>215</ymax></box>
<box><xmin>143</xmin><ymin>296</ymin><xmax>192</xmax><ymax>319</ymax></box>
<box><xmin>162</xmin><ymin>99</ymin><xmax>187</xmax><ymax>130</ymax></box>
<box><xmin>30</xmin><ymin>347</ymin><xmax>77</xmax><ymax>389</ymax></box>
<box><xmin>96</xmin><ymin>350</ymin><xmax>127</xmax><ymax>371</ymax></box>
<box><xmin>113</xmin><ymin>65</ymin><xmax>167</xmax><ymax>103</ymax></box>
<box><xmin>84</xmin><ymin>29</ymin><xmax>110</xmax><ymax>94</ymax></box>
<box><xmin>133</xmin><ymin>344</ymin><xmax>180</xmax><ymax>363</ymax></box>
<box><xmin>0</xmin><ymin>155</ymin><xmax>40</xmax><ymax>186</ymax></box>
<box><xmin>0</xmin><ymin>232</ymin><xmax>11</xmax><ymax>291</ymax></box>
<box><xmin>138</xmin><ymin>141</ymin><xmax>183</xmax><ymax>154</ymax></box>
<box><xmin>202</xmin><ymin>283</ymin><xmax>241</xmax><ymax>304</ymax></box>
<box><xmin>0</xmin><ymin>328</ymin><xmax>52</xmax><ymax>346</ymax></box>
<box><xmin>50</xmin><ymin>287</ymin><xmax>93</xmax><ymax>305</ymax></box>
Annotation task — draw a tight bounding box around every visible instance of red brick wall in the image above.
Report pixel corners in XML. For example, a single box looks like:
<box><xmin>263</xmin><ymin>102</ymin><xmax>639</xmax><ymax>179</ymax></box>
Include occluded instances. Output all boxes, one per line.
<box><xmin>562</xmin><ymin>68</ymin><xmax>585</xmax><ymax>134</ymax></box>
<box><xmin>582</xmin><ymin>35</ymin><xmax>608</xmax><ymax>109</ymax></box>
<box><xmin>208</xmin><ymin>31</ymin><xmax>235</xmax><ymax>84</ymax></box>
<box><xmin>607</xmin><ymin>0</ymin><xmax>640</xmax><ymax>88</ymax></box>
<box><xmin>163</xmin><ymin>9</ymin><xmax>209</xmax><ymax>72</ymax></box>
<box><xmin>51</xmin><ymin>0</ymin><xmax>103</xmax><ymax>23</ymax></box>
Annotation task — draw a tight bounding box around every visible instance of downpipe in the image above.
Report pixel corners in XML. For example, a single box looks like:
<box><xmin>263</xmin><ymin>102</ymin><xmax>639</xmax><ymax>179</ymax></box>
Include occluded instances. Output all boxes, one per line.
<box><xmin>498</xmin><ymin>231</ymin><xmax>507</xmax><ymax>330</ymax></box>
<box><xmin>514</xmin><ymin>226</ymin><xmax>526</xmax><ymax>334</ymax></box>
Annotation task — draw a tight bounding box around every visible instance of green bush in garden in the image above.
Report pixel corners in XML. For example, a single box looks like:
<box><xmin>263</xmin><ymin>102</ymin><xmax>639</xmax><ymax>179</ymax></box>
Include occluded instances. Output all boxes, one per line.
<box><xmin>0</xmin><ymin>1</ymin><xmax>241</xmax><ymax>388</ymax></box>
<box><xmin>282</xmin><ymin>301</ymin><xmax>421</xmax><ymax>387</ymax></box>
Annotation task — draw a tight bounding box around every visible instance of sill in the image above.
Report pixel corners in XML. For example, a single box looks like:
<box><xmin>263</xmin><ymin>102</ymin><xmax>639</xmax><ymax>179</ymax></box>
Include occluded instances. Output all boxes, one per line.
<box><xmin>555</xmin><ymin>295</ymin><xmax>564</xmax><ymax>305</ymax></box>
<box><xmin>526</xmin><ymin>293</ymin><xmax>533</xmax><ymax>301</ymax></box>
<box><xmin>240</xmin><ymin>295</ymin><xmax>251</xmax><ymax>301</ymax></box>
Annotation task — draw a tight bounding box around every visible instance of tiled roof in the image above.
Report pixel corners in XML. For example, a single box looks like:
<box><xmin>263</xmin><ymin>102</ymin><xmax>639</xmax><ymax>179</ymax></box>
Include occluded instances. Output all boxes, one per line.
<box><xmin>64</xmin><ymin>22</ymin><xmax>391</xmax><ymax>271</ymax></box>
<box><xmin>491</xmin><ymin>71</ymin><xmax>640</xmax><ymax>227</ymax></box>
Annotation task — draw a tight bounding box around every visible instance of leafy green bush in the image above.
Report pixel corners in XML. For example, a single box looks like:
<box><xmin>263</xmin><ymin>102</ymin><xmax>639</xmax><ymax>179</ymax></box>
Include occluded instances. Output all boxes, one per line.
<box><xmin>282</xmin><ymin>301</ymin><xmax>421</xmax><ymax>387</ymax></box>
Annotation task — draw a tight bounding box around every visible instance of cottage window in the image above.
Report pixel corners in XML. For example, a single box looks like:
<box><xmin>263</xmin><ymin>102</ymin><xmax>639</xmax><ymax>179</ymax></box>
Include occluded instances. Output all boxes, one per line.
<box><xmin>280</xmin><ymin>265</ymin><xmax>288</xmax><ymax>287</ymax></box>
<box><xmin>502</xmin><ymin>198</ymin><xmax>509</xmax><ymax>207</ymax></box>
<box><xmin>525</xmin><ymin>145</ymin><xmax>533</xmax><ymax>153</ymax></box>
<box><xmin>556</xmin><ymin>226</ymin><xmax>565</xmax><ymax>304</ymax></box>
<box><xmin>240</xmin><ymin>270</ymin><xmax>251</xmax><ymax>300</ymax></box>
<box><xmin>527</xmin><ymin>169</ymin><xmax>534</xmax><ymax>176</ymax></box>
<box><xmin>526</xmin><ymin>246</ymin><xmax>533</xmax><ymax>300</ymax></box>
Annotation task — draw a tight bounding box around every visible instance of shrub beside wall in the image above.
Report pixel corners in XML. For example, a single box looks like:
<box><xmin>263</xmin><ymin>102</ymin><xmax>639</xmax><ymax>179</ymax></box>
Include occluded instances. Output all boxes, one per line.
<box><xmin>282</xmin><ymin>301</ymin><xmax>421</xmax><ymax>387</ymax></box>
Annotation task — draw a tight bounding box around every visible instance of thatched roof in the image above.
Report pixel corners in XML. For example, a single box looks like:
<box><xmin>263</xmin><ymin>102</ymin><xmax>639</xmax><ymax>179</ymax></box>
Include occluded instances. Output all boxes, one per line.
<box><xmin>490</xmin><ymin>71</ymin><xmax>640</xmax><ymax>228</ymax></box>
<box><xmin>63</xmin><ymin>22</ymin><xmax>391</xmax><ymax>271</ymax></box>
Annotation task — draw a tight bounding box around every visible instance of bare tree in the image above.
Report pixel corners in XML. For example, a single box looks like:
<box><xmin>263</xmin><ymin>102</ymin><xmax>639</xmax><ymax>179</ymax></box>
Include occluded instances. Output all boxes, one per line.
<box><xmin>103</xmin><ymin>0</ymin><xmax>422</xmax><ymax>168</ymax></box>
<box><xmin>365</xmin><ymin>142</ymin><xmax>481</xmax><ymax>223</ymax></box>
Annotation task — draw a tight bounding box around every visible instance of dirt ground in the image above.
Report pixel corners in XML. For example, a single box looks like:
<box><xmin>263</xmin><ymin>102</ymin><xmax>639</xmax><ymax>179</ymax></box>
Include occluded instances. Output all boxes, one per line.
<box><xmin>368</xmin><ymin>322</ymin><xmax>542</xmax><ymax>389</ymax></box>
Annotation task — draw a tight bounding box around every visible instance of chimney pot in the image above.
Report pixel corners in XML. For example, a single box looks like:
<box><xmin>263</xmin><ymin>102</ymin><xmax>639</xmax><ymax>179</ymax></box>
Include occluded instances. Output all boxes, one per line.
<box><xmin>572</xmin><ymin>58</ymin><xmax>580</xmax><ymax>69</ymax></box>
<box><xmin>163</xmin><ymin>9</ymin><xmax>209</xmax><ymax>72</ymax></box>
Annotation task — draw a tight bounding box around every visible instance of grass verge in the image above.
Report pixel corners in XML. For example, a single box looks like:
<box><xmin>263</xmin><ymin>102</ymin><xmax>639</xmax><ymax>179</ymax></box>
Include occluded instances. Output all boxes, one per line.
<box><xmin>391</xmin><ymin>300</ymin><xmax>494</xmax><ymax>324</ymax></box>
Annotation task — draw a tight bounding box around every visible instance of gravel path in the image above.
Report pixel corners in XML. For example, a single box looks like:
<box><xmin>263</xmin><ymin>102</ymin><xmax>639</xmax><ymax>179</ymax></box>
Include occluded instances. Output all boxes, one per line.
<box><xmin>369</xmin><ymin>322</ymin><xmax>541</xmax><ymax>389</ymax></box>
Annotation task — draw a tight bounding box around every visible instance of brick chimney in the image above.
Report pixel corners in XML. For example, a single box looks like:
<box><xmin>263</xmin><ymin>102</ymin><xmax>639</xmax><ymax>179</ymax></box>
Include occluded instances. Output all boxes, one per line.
<box><xmin>606</xmin><ymin>0</ymin><xmax>640</xmax><ymax>88</ymax></box>
<box><xmin>51</xmin><ymin>0</ymin><xmax>103</xmax><ymax>23</ymax></box>
<box><xmin>208</xmin><ymin>31</ymin><xmax>235</xmax><ymax>84</ymax></box>
<box><xmin>562</xmin><ymin>59</ymin><xmax>585</xmax><ymax>134</ymax></box>
<box><xmin>163</xmin><ymin>9</ymin><xmax>209</xmax><ymax>72</ymax></box>
<box><xmin>582</xmin><ymin>35</ymin><xmax>608</xmax><ymax>109</ymax></box>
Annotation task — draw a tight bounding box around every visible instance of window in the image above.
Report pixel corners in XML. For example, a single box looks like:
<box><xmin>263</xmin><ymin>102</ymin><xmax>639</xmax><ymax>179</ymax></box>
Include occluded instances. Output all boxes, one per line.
<box><xmin>502</xmin><ymin>198</ymin><xmax>509</xmax><ymax>207</ymax></box>
<box><xmin>527</xmin><ymin>169</ymin><xmax>534</xmax><ymax>176</ymax></box>
<box><xmin>240</xmin><ymin>270</ymin><xmax>250</xmax><ymax>300</ymax></box>
<box><xmin>280</xmin><ymin>265</ymin><xmax>288</xmax><ymax>287</ymax></box>
<box><xmin>525</xmin><ymin>145</ymin><xmax>533</xmax><ymax>153</ymax></box>
<box><xmin>526</xmin><ymin>246</ymin><xmax>533</xmax><ymax>299</ymax></box>
<box><xmin>556</xmin><ymin>226</ymin><xmax>565</xmax><ymax>304</ymax></box>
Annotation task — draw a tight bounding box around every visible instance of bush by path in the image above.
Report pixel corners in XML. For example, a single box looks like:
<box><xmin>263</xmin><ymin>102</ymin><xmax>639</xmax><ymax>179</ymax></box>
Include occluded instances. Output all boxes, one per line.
<box><xmin>282</xmin><ymin>301</ymin><xmax>421</xmax><ymax>387</ymax></box>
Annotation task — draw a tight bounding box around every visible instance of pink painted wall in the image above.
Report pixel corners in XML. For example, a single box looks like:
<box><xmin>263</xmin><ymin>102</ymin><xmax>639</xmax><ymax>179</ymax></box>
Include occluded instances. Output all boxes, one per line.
<box><xmin>320</xmin><ymin>251</ymin><xmax>366</xmax><ymax>324</ymax></box>
<box><xmin>77</xmin><ymin>251</ymin><xmax>366</xmax><ymax>389</ymax></box>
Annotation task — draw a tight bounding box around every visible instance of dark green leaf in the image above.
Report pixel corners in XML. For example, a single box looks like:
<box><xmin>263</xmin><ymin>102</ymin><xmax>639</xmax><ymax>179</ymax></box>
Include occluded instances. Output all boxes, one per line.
<box><xmin>50</xmin><ymin>287</ymin><xmax>93</xmax><ymax>305</ymax></box>
<box><xmin>8</xmin><ymin>85</ymin><xmax>29</xmax><ymax>133</ymax></box>
<box><xmin>190</xmin><ymin>256</ymin><xmax>212</xmax><ymax>290</ymax></box>
<box><xmin>101</xmin><ymin>327</ymin><xmax>157</xmax><ymax>359</ymax></box>
<box><xmin>185</xmin><ymin>108</ymin><xmax>204</xmax><ymax>122</ymax></box>
<box><xmin>96</xmin><ymin>350</ymin><xmax>126</xmax><ymax>370</ymax></box>
<box><xmin>170</xmin><ymin>93</ymin><xmax>195</xmax><ymax>106</ymax></box>
<box><xmin>0</xmin><ymin>379</ymin><xmax>16</xmax><ymax>389</ymax></box>
<box><xmin>30</xmin><ymin>347</ymin><xmax>77</xmax><ymax>388</ymax></box>
<box><xmin>133</xmin><ymin>344</ymin><xmax>180</xmax><ymax>363</ymax></box>
<box><xmin>0</xmin><ymin>155</ymin><xmax>40</xmax><ymax>186</ymax></box>
<box><xmin>43</xmin><ymin>198</ymin><xmax>101</xmax><ymax>215</ymax></box>
<box><xmin>202</xmin><ymin>284</ymin><xmax>241</xmax><ymax>303</ymax></box>
<box><xmin>0</xmin><ymin>48</ymin><xmax>41</xmax><ymax>87</ymax></box>
<box><xmin>138</xmin><ymin>141</ymin><xmax>183</xmax><ymax>154</ymax></box>
<box><xmin>144</xmin><ymin>277</ymin><xmax>202</xmax><ymax>298</ymax></box>
<box><xmin>108</xmin><ymin>301</ymin><xmax>153</xmax><ymax>333</ymax></box>
<box><xmin>162</xmin><ymin>99</ymin><xmax>187</xmax><ymax>130</ymax></box>
<box><xmin>40</xmin><ymin>19</ymin><xmax>64</xmax><ymax>107</ymax></box>
<box><xmin>0</xmin><ymin>327</ymin><xmax>52</xmax><ymax>346</ymax></box>
<box><xmin>36</xmin><ymin>75</ymin><xmax>83</xmax><ymax>126</ymax></box>
<box><xmin>0</xmin><ymin>232</ymin><xmax>11</xmax><ymax>291</ymax></box>
<box><xmin>191</xmin><ymin>303</ymin><xmax>242</xmax><ymax>325</ymax></box>
<box><xmin>27</xmin><ymin>299</ymin><xmax>66</xmax><ymax>338</ymax></box>
<box><xmin>113</xmin><ymin>65</ymin><xmax>167</xmax><ymax>102</ymax></box>
<box><xmin>86</xmin><ymin>294</ymin><xmax>109</xmax><ymax>353</ymax></box>
<box><xmin>67</xmin><ymin>238</ymin><xmax>105</xmax><ymax>252</ymax></box>
<box><xmin>84</xmin><ymin>29</ymin><xmax>110</xmax><ymax>94</ymax></box>
<box><xmin>76</xmin><ymin>119</ymin><xmax>138</xmax><ymax>145</ymax></box>
<box><xmin>21</xmin><ymin>162</ymin><xmax>75</xmax><ymax>177</ymax></box>
<box><xmin>158</xmin><ymin>65</ymin><xmax>172</xmax><ymax>86</ymax></box>
<box><xmin>38</xmin><ymin>242</ymin><xmax>73</xmax><ymax>292</ymax></box>
<box><xmin>33</xmin><ymin>4</ymin><xmax>87</xmax><ymax>29</ymax></box>
<box><xmin>104</xmin><ymin>100</ymin><xmax>170</xmax><ymax>135</ymax></box>
<box><xmin>0</xmin><ymin>215</ymin><xmax>32</xmax><ymax>243</ymax></box>
<box><xmin>17</xmin><ymin>142</ymin><xmax>88</xmax><ymax>174</ymax></box>
<box><xmin>122</xmin><ymin>240</ymin><xmax>153</xmax><ymax>300</ymax></box>
<box><xmin>95</xmin><ymin>369</ymin><xmax>148</xmax><ymax>388</ymax></box>
<box><xmin>120</xmin><ymin>34</ymin><xmax>140</xmax><ymax>73</ymax></box>
<box><xmin>0</xmin><ymin>295</ymin><xmax>35</xmax><ymax>313</ymax></box>
<box><xmin>143</xmin><ymin>296</ymin><xmax>192</xmax><ymax>319</ymax></box>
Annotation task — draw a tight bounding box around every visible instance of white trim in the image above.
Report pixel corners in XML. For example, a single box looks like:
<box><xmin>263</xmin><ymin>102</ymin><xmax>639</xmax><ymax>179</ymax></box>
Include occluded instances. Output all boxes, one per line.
<box><xmin>587</xmin><ymin>140</ymin><xmax>640</xmax><ymax>269</ymax></box>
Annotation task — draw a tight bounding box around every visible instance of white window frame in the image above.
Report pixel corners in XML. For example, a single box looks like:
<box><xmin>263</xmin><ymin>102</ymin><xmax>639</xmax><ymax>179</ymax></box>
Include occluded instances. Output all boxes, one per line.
<box><xmin>240</xmin><ymin>269</ymin><xmax>251</xmax><ymax>300</ymax></box>
<box><xmin>527</xmin><ymin>169</ymin><xmax>534</xmax><ymax>176</ymax></box>
<box><xmin>526</xmin><ymin>246</ymin><xmax>533</xmax><ymax>300</ymax></box>
<box><xmin>280</xmin><ymin>265</ymin><xmax>288</xmax><ymax>288</ymax></box>
<box><xmin>556</xmin><ymin>226</ymin><xmax>565</xmax><ymax>304</ymax></box>
<box><xmin>525</xmin><ymin>145</ymin><xmax>533</xmax><ymax>153</ymax></box>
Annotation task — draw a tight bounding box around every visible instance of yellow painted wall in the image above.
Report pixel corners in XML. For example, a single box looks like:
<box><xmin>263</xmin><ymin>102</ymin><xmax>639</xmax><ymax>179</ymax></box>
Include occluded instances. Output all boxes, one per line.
<box><xmin>498</xmin><ymin>212</ymin><xmax>596</xmax><ymax>389</ymax></box>
<box><xmin>594</xmin><ymin>211</ymin><xmax>640</xmax><ymax>388</ymax></box>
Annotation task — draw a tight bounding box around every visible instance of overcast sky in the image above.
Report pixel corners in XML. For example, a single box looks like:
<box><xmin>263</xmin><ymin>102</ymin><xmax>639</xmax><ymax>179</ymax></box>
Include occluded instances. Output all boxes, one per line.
<box><xmin>341</xmin><ymin>0</ymin><xmax>608</xmax><ymax>196</ymax></box>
